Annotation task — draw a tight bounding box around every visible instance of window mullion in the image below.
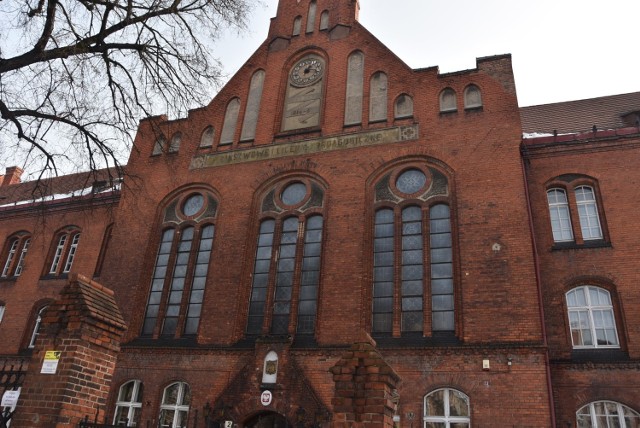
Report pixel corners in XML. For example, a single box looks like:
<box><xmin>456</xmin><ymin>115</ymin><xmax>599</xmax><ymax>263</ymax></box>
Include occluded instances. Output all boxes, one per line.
<box><xmin>176</xmin><ymin>227</ymin><xmax>199</xmax><ymax>337</ymax></box>
<box><xmin>264</xmin><ymin>221</ymin><xmax>283</xmax><ymax>334</ymax></box>
<box><xmin>393</xmin><ymin>207</ymin><xmax>402</xmax><ymax>337</ymax></box>
<box><xmin>288</xmin><ymin>217</ymin><xmax>306</xmax><ymax>334</ymax></box>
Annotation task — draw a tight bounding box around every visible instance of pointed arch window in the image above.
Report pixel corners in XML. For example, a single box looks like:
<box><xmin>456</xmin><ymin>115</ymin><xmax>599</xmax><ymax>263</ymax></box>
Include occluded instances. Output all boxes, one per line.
<box><xmin>142</xmin><ymin>191</ymin><xmax>218</xmax><ymax>338</ymax></box>
<box><xmin>1</xmin><ymin>232</ymin><xmax>30</xmax><ymax>278</ymax></box>
<box><xmin>247</xmin><ymin>179</ymin><xmax>325</xmax><ymax>337</ymax></box>
<box><xmin>372</xmin><ymin>165</ymin><xmax>456</xmax><ymax>336</ymax></box>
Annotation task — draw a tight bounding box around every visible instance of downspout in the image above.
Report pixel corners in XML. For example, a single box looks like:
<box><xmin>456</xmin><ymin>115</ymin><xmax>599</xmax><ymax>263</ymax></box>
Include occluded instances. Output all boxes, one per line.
<box><xmin>520</xmin><ymin>142</ymin><xmax>557</xmax><ymax>428</ymax></box>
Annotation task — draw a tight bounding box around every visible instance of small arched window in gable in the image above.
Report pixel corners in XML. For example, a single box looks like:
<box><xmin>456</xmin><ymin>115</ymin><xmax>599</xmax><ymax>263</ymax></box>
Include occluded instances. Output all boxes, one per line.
<box><xmin>306</xmin><ymin>1</ymin><xmax>317</xmax><ymax>33</ymax></box>
<box><xmin>152</xmin><ymin>135</ymin><xmax>167</xmax><ymax>156</ymax></box>
<box><xmin>439</xmin><ymin>88</ymin><xmax>457</xmax><ymax>112</ymax></box>
<box><xmin>292</xmin><ymin>16</ymin><xmax>302</xmax><ymax>36</ymax></box>
<box><xmin>369</xmin><ymin>72</ymin><xmax>388</xmax><ymax>123</ymax></box>
<box><xmin>199</xmin><ymin>126</ymin><xmax>215</xmax><ymax>148</ymax></box>
<box><xmin>168</xmin><ymin>132</ymin><xmax>182</xmax><ymax>153</ymax></box>
<box><xmin>464</xmin><ymin>84</ymin><xmax>482</xmax><ymax>109</ymax></box>
<box><xmin>319</xmin><ymin>10</ymin><xmax>329</xmax><ymax>30</ymax></box>
<box><xmin>240</xmin><ymin>70</ymin><xmax>266</xmax><ymax>142</ymax></box>
<box><xmin>394</xmin><ymin>94</ymin><xmax>414</xmax><ymax>119</ymax></box>
<box><xmin>219</xmin><ymin>98</ymin><xmax>241</xmax><ymax>146</ymax></box>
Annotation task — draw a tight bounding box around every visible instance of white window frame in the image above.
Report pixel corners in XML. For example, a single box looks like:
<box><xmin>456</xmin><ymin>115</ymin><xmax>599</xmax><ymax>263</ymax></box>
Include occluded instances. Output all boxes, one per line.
<box><xmin>423</xmin><ymin>388</ymin><xmax>470</xmax><ymax>427</ymax></box>
<box><xmin>14</xmin><ymin>238</ymin><xmax>30</xmax><ymax>276</ymax></box>
<box><xmin>2</xmin><ymin>239</ymin><xmax>19</xmax><ymax>277</ymax></box>
<box><xmin>113</xmin><ymin>380</ymin><xmax>143</xmax><ymax>427</ymax></box>
<box><xmin>566</xmin><ymin>286</ymin><xmax>619</xmax><ymax>349</ymax></box>
<box><xmin>547</xmin><ymin>188</ymin><xmax>574</xmax><ymax>242</ymax></box>
<box><xmin>159</xmin><ymin>382</ymin><xmax>190</xmax><ymax>428</ymax></box>
<box><xmin>63</xmin><ymin>233</ymin><xmax>81</xmax><ymax>273</ymax></box>
<box><xmin>28</xmin><ymin>306</ymin><xmax>48</xmax><ymax>348</ymax></box>
<box><xmin>575</xmin><ymin>186</ymin><xmax>603</xmax><ymax>240</ymax></box>
<box><xmin>0</xmin><ymin>305</ymin><xmax>5</xmax><ymax>323</ymax></box>
<box><xmin>49</xmin><ymin>234</ymin><xmax>68</xmax><ymax>274</ymax></box>
<box><xmin>577</xmin><ymin>401</ymin><xmax>640</xmax><ymax>427</ymax></box>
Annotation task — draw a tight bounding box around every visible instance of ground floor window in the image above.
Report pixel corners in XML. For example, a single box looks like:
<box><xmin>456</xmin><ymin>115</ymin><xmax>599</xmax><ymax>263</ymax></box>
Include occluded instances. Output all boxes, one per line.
<box><xmin>113</xmin><ymin>380</ymin><xmax>143</xmax><ymax>426</ymax></box>
<box><xmin>159</xmin><ymin>382</ymin><xmax>190</xmax><ymax>428</ymax></box>
<box><xmin>577</xmin><ymin>401</ymin><xmax>640</xmax><ymax>428</ymax></box>
<box><xmin>424</xmin><ymin>388</ymin><xmax>470</xmax><ymax>427</ymax></box>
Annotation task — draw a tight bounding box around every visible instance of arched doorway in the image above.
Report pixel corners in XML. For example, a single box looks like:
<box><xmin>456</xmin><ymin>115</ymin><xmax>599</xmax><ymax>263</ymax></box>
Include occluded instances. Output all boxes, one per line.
<box><xmin>245</xmin><ymin>411</ymin><xmax>290</xmax><ymax>428</ymax></box>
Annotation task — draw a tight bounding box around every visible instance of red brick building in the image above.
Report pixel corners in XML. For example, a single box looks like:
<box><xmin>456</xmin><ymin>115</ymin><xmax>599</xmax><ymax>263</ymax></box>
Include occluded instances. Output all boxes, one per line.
<box><xmin>0</xmin><ymin>0</ymin><xmax>639</xmax><ymax>427</ymax></box>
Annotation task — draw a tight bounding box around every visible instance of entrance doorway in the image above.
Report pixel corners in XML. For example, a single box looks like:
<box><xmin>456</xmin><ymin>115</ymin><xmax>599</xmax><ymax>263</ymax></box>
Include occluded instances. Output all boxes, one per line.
<box><xmin>244</xmin><ymin>412</ymin><xmax>290</xmax><ymax>428</ymax></box>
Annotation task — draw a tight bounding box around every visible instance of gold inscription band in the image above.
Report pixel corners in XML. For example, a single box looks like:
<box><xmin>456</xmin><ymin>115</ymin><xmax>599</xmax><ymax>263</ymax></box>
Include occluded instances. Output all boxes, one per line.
<box><xmin>190</xmin><ymin>125</ymin><xmax>419</xmax><ymax>169</ymax></box>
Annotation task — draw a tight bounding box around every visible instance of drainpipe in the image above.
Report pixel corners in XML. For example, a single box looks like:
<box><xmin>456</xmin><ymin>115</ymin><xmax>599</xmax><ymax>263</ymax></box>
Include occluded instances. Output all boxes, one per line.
<box><xmin>520</xmin><ymin>143</ymin><xmax>558</xmax><ymax>428</ymax></box>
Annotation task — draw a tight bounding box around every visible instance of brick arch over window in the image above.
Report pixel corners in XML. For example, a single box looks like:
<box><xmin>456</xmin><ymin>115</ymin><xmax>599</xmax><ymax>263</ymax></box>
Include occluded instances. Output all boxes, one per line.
<box><xmin>367</xmin><ymin>159</ymin><xmax>458</xmax><ymax>338</ymax></box>
<box><xmin>46</xmin><ymin>225</ymin><xmax>81</xmax><ymax>277</ymax></box>
<box><xmin>246</xmin><ymin>174</ymin><xmax>327</xmax><ymax>338</ymax></box>
<box><xmin>545</xmin><ymin>174</ymin><xmax>608</xmax><ymax>247</ymax></box>
<box><xmin>141</xmin><ymin>187</ymin><xmax>219</xmax><ymax>338</ymax></box>
<box><xmin>1</xmin><ymin>230</ymin><xmax>31</xmax><ymax>279</ymax></box>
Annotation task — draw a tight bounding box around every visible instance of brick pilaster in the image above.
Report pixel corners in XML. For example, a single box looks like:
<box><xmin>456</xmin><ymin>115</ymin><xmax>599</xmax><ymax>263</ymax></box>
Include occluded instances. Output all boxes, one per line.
<box><xmin>12</xmin><ymin>274</ymin><xmax>126</xmax><ymax>427</ymax></box>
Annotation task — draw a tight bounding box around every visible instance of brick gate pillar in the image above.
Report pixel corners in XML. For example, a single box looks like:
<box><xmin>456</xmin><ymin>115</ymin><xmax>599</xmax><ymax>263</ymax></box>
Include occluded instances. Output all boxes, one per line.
<box><xmin>331</xmin><ymin>333</ymin><xmax>400</xmax><ymax>428</ymax></box>
<box><xmin>12</xmin><ymin>274</ymin><xmax>126</xmax><ymax>427</ymax></box>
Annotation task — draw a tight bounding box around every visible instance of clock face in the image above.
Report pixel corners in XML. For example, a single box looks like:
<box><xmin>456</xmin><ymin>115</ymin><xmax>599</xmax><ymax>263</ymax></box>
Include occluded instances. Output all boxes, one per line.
<box><xmin>290</xmin><ymin>58</ymin><xmax>324</xmax><ymax>87</ymax></box>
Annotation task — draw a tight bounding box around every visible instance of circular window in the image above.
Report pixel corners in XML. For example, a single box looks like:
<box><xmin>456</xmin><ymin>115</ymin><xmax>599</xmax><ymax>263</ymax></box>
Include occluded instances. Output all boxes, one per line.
<box><xmin>281</xmin><ymin>182</ymin><xmax>307</xmax><ymax>206</ymax></box>
<box><xmin>182</xmin><ymin>194</ymin><xmax>204</xmax><ymax>216</ymax></box>
<box><xmin>396</xmin><ymin>169</ymin><xmax>427</xmax><ymax>194</ymax></box>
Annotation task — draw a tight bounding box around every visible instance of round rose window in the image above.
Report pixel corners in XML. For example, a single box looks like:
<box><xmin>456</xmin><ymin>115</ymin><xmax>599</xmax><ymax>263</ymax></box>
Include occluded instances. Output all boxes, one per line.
<box><xmin>281</xmin><ymin>182</ymin><xmax>307</xmax><ymax>206</ymax></box>
<box><xmin>396</xmin><ymin>169</ymin><xmax>427</xmax><ymax>194</ymax></box>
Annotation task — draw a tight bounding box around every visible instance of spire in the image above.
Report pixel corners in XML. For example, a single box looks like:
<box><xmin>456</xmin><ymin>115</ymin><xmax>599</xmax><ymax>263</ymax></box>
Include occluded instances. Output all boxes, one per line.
<box><xmin>268</xmin><ymin>0</ymin><xmax>360</xmax><ymax>39</ymax></box>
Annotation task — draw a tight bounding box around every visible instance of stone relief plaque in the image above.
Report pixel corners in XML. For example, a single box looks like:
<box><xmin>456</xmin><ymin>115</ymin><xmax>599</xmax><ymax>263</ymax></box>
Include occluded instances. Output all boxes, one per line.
<box><xmin>282</xmin><ymin>55</ymin><xmax>325</xmax><ymax>131</ymax></box>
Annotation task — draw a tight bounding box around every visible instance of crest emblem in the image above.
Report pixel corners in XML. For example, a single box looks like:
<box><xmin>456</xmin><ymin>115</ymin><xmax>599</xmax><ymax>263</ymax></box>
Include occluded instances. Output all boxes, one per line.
<box><xmin>265</xmin><ymin>360</ymin><xmax>278</xmax><ymax>375</ymax></box>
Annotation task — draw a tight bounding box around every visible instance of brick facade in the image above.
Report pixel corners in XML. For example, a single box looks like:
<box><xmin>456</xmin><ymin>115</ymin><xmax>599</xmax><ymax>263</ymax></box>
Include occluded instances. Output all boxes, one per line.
<box><xmin>0</xmin><ymin>0</ymin><xmax>639</xmax><ymax>427</ymax></box>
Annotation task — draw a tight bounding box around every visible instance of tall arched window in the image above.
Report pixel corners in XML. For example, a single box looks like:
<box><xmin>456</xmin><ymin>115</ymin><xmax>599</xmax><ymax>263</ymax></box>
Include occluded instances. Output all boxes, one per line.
<box><xmin>306</xmin><ymin>1</ymin><xmax>317</xmax><ymax>33</ymax></box>
<box><xmin>547</xmin><ymin>188</ymin><xmax>573</xmax><ymax>242</ymax></box>
<box><xmin>240</xmin><ymin>70</ymin><xmax>266</xmax><ymax>142</ymax></box>
<box><xmin>1</xmin><ymin>232</ymin><xmax>30</xmax><ymax>278</ymax></box>
<box><xmin>344</xmin><ymin>51</ymin><xmax>365</xmax><ymax>125</ymax></box>
<box><xmin>47</xmin><ymin>227</ymin><xmax>81</xmax><ymax>276</ymax></box>
<box><xmin>292</xmin><ymin>16</ymin><xmax>302</xmax><ymax>36</ymax></box>
<box><xmin>319</xmin><ymin>10</ymin><xmax>329</xmax><ymax>30</ymax></box>
<box><xmin>247</xmin><ymin>179</ymin><xmax>325</xmax><ymax>337</ymax></box>
<box><xmin>220</xmin><ymin>98</ymin><xmax>241</xmax><ymax>145</ymax></box>
<box><xmin>371</xmin><ymin>164</ymin><xmax>455</xmax><ymax>336</ymax></box>
<box><xmin>369</xmin><ymin>72</ymin><xmax>388</xmax><ymax>122</ymax></box>
<box><xmin>424</xmin><ymin>388</ymin><xmax>470</xmax><ymax>427</ymax></box>
<box><xmin>159</xmin><ymin>382</ymin><xmax>190</xmax><ymax>428</ymax></box>
<box><xmin>142</xmin><ymin>191</ymin><xmax>218</xmax><ymax>338</ymax></box>
<box><xmin>113</xmin><ymin>380</ymin><xmax>143</xmax><ymax>427</ymax></box>
<box><xmin>577</xmin><ymin>401</ymin><xmax>640</xmax><ymax>427</ymax></box>
<box><xmin>566</xmin><ymin>286</ymin><xmax>619</xmax><ymax>349</ymax></box>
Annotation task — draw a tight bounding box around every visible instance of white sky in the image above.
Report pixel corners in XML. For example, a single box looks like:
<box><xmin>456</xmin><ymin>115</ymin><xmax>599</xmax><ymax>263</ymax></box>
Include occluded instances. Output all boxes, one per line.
<box><xmin>215</xmin><ymin>0</ymin><xmax>640</xmax><ymax>107</ymax></box>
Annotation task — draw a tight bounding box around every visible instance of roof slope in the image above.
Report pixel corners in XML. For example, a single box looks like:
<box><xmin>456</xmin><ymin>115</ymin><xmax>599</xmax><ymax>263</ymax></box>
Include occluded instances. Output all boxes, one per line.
<box><xmin>0</xmin><ymin>167</ymin><xmax>121</xmax><ymax>206</ymax></box>
<box><xmin>520</xmin><ymin>92</ymin><xmax>640</xmax><ymax>134</ymax></box>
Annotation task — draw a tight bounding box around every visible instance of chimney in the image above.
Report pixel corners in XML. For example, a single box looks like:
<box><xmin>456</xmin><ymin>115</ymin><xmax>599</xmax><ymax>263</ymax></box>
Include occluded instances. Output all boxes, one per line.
<box><xmin>1</xmin><ymin>166</ymin><xmax>24</xmax><ymax>186</ymax></box>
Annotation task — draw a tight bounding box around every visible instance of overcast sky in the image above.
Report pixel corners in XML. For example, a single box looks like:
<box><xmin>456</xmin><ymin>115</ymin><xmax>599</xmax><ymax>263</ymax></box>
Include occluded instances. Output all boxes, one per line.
<box><xmin>215</xmin><ymin>0</ymin><xmax>640</xmax><ymax>107</ymax></box>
